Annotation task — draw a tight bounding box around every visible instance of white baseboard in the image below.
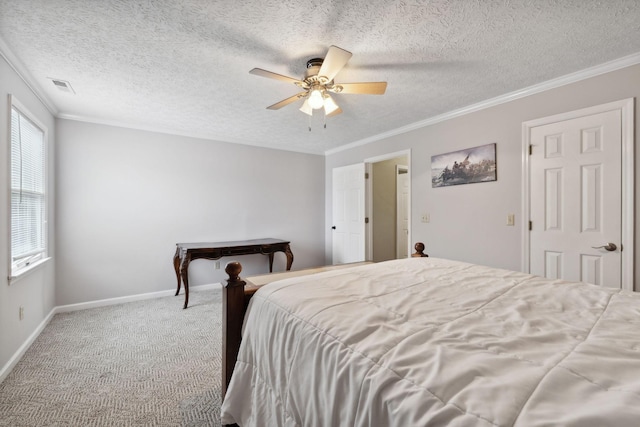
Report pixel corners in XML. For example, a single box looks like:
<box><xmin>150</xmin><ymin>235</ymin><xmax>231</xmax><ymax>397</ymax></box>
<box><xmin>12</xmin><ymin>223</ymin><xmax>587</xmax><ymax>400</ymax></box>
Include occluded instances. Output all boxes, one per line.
<box><xmin>54</xmin><ymin>282</ymin><xmax>221</xmax><ymax>313</ymax></box>
<box><xmin>0</xmin><ymin>307</ymin><xmax>56</xmax><ymax>384</ymax></box>
<box><xmin>0</xmin><ymin>282</ymin><xmax>222</xmax><ymax>383</ymax></box>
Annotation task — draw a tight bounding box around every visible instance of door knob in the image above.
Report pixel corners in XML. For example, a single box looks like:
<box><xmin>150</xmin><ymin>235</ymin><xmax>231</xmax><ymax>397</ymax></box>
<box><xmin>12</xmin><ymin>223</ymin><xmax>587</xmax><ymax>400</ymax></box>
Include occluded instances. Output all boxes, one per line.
<box><xmin>331</xmin><ymin>226</ymin><xmax>336</xmax><ymax>230</ymax></box>
<box><xmin>592</xmin><ymin>243</ymin><xmax>617</xmax><ymax>251</ymax></box>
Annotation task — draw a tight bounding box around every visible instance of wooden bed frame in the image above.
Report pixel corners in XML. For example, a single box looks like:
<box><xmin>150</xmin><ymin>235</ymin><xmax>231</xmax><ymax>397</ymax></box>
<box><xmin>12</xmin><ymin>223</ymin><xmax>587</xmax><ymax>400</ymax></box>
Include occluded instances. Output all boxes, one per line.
<box><xmin>220</xmin><ymin>243</ymin><xmax>429</xmax><ymax>400</ymax></box>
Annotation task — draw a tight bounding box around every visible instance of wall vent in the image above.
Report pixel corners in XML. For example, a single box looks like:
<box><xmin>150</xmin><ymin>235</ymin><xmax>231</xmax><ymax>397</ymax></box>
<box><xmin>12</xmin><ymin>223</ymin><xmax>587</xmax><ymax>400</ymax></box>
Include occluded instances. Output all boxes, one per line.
<box><xmin>49</xmin><ymin>78</ymin><xmax>75</xmax><ymax>94</ymax></box>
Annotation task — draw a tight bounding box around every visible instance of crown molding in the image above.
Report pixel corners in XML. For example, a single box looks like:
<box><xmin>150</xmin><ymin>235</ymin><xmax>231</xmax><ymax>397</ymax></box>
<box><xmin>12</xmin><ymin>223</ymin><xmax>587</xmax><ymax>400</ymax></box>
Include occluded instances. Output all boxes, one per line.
<box><xmin>325</xmin><ymin>52</ymin><xmax>640</xmax><ymax>156</ymax></box>
<box><xmin>0</xmin><ymin>36</ymin><xmax>58</xmax><ymax>116</ymax></box>
<box><xmin>57</xmin><ymin>112</ymin><xmax>325</xmax><ymax>156</ymax></box>
<box><xmin>3</xmin><ymin>27</ymin><xmax>638</xmax><ymax>157</ymax></box>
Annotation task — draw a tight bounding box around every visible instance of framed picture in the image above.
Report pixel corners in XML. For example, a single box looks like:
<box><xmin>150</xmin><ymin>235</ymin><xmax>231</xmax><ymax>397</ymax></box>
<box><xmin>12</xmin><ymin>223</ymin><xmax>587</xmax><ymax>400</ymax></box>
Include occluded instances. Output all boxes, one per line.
<box><xmin>431</xmin><ymin>143</ymin><xmax>497</xmax><ymax>187</ymax></box>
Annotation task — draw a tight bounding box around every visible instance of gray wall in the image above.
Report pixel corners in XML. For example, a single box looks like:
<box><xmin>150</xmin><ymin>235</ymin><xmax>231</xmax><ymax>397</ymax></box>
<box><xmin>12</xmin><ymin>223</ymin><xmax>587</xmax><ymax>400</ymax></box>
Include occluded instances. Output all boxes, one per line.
<box><xmin>325</xmin><ymin>64</ymin><xmax>640</xmax><ymax>290</ymax></box>
<box><xmin>55</xmin><ymin>119</ymin><xmax>326</xmax><ymax>305</ymax></box>
<box><xmin>2</xmin><ymin>55</ymin><xmax>639</xmax><ymax>378</ymax></box>
<box><xmin>0</xmin><ymin>56</ymin><xmax>56</xmax><ymax>374</ymax></box>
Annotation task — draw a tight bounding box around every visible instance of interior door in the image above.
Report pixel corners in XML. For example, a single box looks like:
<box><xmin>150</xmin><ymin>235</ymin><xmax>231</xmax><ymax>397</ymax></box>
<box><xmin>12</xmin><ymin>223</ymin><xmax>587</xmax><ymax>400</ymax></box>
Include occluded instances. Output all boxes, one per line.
<box><xmin>332</xmin><ymin>163</ymin><xmax>365</xmax><ymax>264</ymax></box>
<box><xmin>396</xmin><ymin>165</ymin><xmax>409</xmax><ymax>258</ymax></box>
<box><xmin>529</xmin><ymin>109</ymin><xmax>622</xmax><ymax>288</ymax></box>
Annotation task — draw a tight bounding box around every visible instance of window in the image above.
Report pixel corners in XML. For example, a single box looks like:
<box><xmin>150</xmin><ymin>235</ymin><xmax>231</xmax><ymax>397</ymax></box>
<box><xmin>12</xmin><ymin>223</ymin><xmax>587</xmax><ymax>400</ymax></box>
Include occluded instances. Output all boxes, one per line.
<box><xmin>9</xmin><ymin>98</ymin><xmax>48</xmax><ymax>280</ymax></box>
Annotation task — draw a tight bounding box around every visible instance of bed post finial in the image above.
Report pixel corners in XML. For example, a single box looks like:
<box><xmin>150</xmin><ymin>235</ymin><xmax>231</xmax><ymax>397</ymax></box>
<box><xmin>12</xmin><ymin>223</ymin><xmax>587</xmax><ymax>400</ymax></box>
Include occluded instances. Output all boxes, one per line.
<box><xmin>222</xmin><ymin>261</ymin><xmax>246</xmax><ymax>401</ymax></box>
<box><xmin>225</xmin><ymin>261</ymin><xmax>242</xmax><ymax>281</ymax></box>
<box><xmin>412</xmin><ymin>242</ymin><xmax>429</xmax><ymax>257</ymax></box>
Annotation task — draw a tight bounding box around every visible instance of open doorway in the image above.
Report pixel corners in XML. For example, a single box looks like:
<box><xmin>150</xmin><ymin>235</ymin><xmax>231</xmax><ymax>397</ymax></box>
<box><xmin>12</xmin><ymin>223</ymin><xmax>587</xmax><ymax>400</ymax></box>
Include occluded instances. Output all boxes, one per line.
<box><xmin>366</xmin><ymin>152</ymin><xmax>410</xmax><ymax>262</ymax></box>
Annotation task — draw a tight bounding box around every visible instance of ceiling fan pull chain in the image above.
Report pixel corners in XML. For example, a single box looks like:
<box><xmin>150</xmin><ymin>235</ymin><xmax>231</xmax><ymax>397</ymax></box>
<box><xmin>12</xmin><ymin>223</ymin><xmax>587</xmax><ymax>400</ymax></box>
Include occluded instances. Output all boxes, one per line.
<box><xmin>323</xmin><ymin>110</ymin><xmax>327</xmax><ymax>129</ymax></box>
<box><xmin>308</xmin><ymin>114</ymin><xmax>312</xmax><ymax>132</ymax></box>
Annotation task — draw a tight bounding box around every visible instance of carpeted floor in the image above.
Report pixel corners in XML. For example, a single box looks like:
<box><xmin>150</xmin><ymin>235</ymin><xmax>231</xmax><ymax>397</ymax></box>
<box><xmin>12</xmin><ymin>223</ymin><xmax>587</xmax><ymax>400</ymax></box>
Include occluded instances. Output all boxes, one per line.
<box><xmin>0</xmin><ymin>288</ymin><xmax>222</xmax><ymax>426</ymax></box>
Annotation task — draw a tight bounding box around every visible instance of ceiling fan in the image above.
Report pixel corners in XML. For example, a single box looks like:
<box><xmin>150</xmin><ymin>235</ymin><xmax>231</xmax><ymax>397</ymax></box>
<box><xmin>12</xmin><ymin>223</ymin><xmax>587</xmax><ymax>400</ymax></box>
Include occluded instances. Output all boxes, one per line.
<box><xmin>249</xmin><ymin>46</ymin><xmax>387</xmax><ymax>118</ymax></box>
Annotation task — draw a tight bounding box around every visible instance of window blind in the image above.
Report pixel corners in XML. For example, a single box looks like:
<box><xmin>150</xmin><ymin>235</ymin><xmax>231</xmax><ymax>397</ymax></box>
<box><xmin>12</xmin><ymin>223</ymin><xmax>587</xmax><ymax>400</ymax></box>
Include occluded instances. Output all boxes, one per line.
<box><xmin>10</xmin><ymin>106</ymin><xmax>46</xmax><ymax>273</ymax></box>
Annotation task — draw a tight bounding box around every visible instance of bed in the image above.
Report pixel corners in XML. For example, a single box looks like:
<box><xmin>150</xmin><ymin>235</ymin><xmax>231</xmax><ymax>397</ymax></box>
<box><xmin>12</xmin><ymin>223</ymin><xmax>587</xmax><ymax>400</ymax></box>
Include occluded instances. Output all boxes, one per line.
<box><xmin>220</xmin><ymin>251</ymin><xmax>640</xmax><ymax>426</ymax></box>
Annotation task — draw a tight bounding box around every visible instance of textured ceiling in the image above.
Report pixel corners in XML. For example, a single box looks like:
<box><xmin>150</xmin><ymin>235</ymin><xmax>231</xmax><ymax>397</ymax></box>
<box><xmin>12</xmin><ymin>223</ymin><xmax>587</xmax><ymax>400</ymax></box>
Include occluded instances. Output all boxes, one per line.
<box><xmin>1</xmin><ymin>0</ymin><xmax>639</xmax><ymax>154</ymax></box>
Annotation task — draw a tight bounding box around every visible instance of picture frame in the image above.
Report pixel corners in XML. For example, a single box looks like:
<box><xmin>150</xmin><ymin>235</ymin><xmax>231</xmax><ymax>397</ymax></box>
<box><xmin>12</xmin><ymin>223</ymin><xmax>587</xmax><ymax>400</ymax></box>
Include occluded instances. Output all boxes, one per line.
<box><xmin>431</xmin><ymin>143</ymin><xmax>497</xmax><ymax>187</ymax></box>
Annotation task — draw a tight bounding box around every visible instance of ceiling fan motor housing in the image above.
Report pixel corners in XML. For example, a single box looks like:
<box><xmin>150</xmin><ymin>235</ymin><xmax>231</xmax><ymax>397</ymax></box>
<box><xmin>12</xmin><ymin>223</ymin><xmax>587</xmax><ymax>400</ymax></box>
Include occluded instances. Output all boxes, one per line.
<box><xmin>306</xmin><ymin>58</ymin><xmax>324</xmax><ymax>68</ymax></box>
<box><xmin>305</xmin><ymin>58</ymin><xmax>327</xmax><ymax>84</ymax></box>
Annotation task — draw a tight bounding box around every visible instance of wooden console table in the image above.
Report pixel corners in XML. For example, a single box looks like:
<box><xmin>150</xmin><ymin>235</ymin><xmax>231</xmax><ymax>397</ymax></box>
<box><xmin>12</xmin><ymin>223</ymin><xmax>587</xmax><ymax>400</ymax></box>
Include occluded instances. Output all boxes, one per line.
<box><xmin>173</xmin><ymin>238</ymin><xmax>293</xmax><ymax>309</ymax></box>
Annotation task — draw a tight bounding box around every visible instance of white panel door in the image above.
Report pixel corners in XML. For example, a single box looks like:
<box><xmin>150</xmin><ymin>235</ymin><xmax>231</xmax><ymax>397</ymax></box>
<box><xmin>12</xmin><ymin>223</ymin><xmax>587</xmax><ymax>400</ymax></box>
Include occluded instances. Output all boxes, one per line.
<box><xmin>530</xmin><ymin>109</ymin><xmax>621</xmax><ymax>287</ymax></box>
<box><xmin>396</xmin><ymin>165</ymin><xmax>409</xmax><ymax>258</ymax></box>
<box><xmin>332</xmin><ymin>163</ymin><xmax>365</xmax><ymax>264</ymax></box>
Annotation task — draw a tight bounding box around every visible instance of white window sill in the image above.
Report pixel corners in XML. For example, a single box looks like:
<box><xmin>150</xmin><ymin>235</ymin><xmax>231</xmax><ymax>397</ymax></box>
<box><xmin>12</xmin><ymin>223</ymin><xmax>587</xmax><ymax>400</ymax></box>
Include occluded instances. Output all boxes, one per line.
<box><xmin>8</xmin><ymin>257</ymin><xmax>52</xmax><ymax>285</ymax></box>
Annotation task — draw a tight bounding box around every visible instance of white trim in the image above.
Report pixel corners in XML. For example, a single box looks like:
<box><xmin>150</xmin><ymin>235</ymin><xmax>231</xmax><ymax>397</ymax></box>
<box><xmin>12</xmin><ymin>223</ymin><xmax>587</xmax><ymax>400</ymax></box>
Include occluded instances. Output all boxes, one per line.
<box><xmin>0</xmin><ymin>307</ymin><xmax>56</xmax><ymax>383</ymax></box>
<box><xmin>326</xmin><ymin>52</ymin><xmax>640</xmax><ymax>156</ymax></box>
<box><xmin>3</xmin><ymin>26</ymin><xmax>638</xmax><ymax>158</ymax></box>
<box><xmin>0</xmin><ymin>39</ymin><xmax>58</xmax><ymax>116</ymax></box>
<box><xmin>8</xmin><ymin>257</ymin><xmax>51</xmax><ymax>284</ymax></box>
<box><xmin>364</xmin><ymin>150</ymin><xmax>412</xmax><ymax>164</ymax></box>
<box><xmin>7</xmin><ymin>95</ymin><xmax>51</xmax><ymax>285</ymax></box>
<box><xmin>0</xmin><ymin>283</ymin><xmax>222</xmax><ymax>382</ymax></box>
<box><xmin>54</xmin><ymin>282</ymin><xmax>221</xmax><ymax>313</ymax></box>
<box><xmin>4</xmin><ymin>95</ymin><xmax>11</xmax><ymax>286</ymax></box>
<box><xmin>57</xmin><ymin>113</ymin><xmax>326</xmax><ymax>156</ymax></box>
<box><xmin>363</xmin><ymin>149</ymin><xmax>412</xmax><ymax>262</ymax></box>
<box><xmin>2</xmin><ymin>26</ymin><xmax>639</xmax><ymax>158</ymax></box>
<box><xmin>396</xmin><ymin>164</ymin><xmax>410</xmax><ymax>258</ymax></box>
<box><xmin>621</xmin><ymin>99</ymin><xmax>635</xmax><ymax>291</ymax></box>
<box><xmin>521</xmin><ymin>98</ymin><xmax>634</xmax><ymax>291</ymax></box>
<box><xmin>521</xmin><ymin>122</ymin><xmax>531</xmax><ymax>274</ymax></box>
<box><xmin>365</xmin><ymin>162</ymin><xmax>373</xmax><ymax>261</ymax></box>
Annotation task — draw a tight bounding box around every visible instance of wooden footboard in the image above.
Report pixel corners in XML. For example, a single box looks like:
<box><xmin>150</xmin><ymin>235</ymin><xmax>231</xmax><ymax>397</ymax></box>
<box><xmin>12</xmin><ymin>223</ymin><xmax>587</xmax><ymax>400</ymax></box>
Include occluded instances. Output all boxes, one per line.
<box><xmin>221</xmin><ymin>261</ymin><xmax>250</xmax><ymax>400</ymax></box>
<box><xmin>221</xmin><ymin>243</ymin><xmax>428</xmax><ymax>401</ymax></box>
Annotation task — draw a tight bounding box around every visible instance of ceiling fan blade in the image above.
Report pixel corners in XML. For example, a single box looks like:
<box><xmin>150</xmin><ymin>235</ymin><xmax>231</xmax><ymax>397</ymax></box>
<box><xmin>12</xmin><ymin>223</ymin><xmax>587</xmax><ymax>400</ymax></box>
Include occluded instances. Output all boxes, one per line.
<box><xmin>250</xmin><ymin>68</ymin><xmax>303</xmax><ymax>85</ymax></box>
<box><xmin>318</xmin><ymin>46</ymin><xmax>352</xmax><ymax>81</ymax></box>
<box><xmin>335</xmin><ymin>82</ymin><xmax>387</xmax><ymax>95</ymax></box>
<box><xmin>266</xmin><ymin>92</ymin><xmax>308</xmax><ymax>110</ymax></box>
<box><xmin>326</xmin><ymin>106</ymin><xmax>342</xmax><ymax>117</ymax></box>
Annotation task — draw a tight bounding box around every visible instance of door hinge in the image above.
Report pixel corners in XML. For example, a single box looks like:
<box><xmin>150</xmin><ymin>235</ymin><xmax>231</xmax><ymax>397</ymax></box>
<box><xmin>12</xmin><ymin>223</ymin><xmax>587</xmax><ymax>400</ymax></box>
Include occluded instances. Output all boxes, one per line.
<box><xmin>365</xmin><ymin>217</ymin><xmax>369</xmax><ymax>224</ymax></box>
<box><xmin>529</xmin><ymin>145</ymin><xmax>533</xmax><ymax>155</ymax></box>
<box><xmin>529</xmin><ymin>221</ymin><xmax>532</xmax><ymax>230</ymax></box>
<box><xmin>365</xmin><ymin>172</ymin><xmax>369</xmax><ymax>179</ymax></box>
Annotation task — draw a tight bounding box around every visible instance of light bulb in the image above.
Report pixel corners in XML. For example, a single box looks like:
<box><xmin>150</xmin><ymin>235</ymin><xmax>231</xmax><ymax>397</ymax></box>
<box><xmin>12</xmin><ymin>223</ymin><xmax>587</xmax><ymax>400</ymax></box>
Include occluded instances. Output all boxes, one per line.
<box><xmin>308</xmin><ymin>89</ymin><xmax>324</xmax><ymax>109</ymax></box>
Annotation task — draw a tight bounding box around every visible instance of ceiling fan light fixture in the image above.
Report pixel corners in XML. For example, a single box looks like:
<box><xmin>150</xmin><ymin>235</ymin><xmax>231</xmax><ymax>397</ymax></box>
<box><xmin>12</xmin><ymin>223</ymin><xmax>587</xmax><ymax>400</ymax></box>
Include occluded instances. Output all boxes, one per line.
<box><xmin>323</xmin><ymin>94</ymin><xmax>339</xmax><ymax>115</ymax></box>
<box><xmin>250</xmin><ymin>45</ymin><xmax>384</xmax><ymax>122</ymax></box>
<box><xmin>299</xmin><ymin>99</ymin><xmax>313</xmax><ymax>116</ymax></box>
<box><xmin>308</xmin><ymin>88</ymin><xmax>324</xmax><ymax>109</ymax></box>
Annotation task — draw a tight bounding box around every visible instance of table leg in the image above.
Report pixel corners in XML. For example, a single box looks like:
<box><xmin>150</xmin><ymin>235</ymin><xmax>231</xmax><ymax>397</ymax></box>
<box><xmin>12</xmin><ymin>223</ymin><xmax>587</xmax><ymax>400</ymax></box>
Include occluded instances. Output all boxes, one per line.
<box><xmin>173</xmin><ymin>247</ymin><xmax>182</xmax><ymax>296</ymax></box>
<box><xmin>267</xmin><ymin>246</ymin><xmax>294</xmax><ymax>272</ymax></box>
<box><xmin>180</xmin><ymin>256</ymin><xmax>191</xmax><ymax>309</ymax></box>
<box><xmin>284</xmin><ymin>244</ymin><xmax>294</xmax><ymax>271</ymax></box>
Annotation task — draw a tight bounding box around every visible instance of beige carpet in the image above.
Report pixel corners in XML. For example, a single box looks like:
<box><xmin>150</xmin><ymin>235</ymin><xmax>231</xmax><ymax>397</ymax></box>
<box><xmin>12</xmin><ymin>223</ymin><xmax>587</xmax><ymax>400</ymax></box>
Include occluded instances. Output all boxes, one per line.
<box><xmin>0</xmin><ymin>288</ymin><xmax>222</xmax><ymax>426</ymax></box>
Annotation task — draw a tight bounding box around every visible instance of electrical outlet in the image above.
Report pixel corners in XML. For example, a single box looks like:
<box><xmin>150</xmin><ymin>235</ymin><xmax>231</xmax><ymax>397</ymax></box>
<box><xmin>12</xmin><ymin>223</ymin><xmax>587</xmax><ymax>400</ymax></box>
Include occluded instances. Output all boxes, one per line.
<box><xmin>19</xmin><ymin>306</ymin><xmax>24</xmax><ymax>321</ymax></box>
<box><xmin>421</xmin><ymin>213</ymin><xmax>430</xmax><ymax>223</ymax></box>
<box><xmin>215</xmin><ymin>261</ymin><xmax>221</xmax><ymax>269</ymax></box>
<box><xmin>507</xmin><ymin>214</ymin><xmax>515</xmax><ymax>226</ymax></box>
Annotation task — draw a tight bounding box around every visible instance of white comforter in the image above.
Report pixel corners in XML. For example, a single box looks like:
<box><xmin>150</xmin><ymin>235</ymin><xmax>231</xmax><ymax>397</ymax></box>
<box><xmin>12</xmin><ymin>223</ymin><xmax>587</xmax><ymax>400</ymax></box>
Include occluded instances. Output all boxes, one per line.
<box><xmin>221</xmin><ymin>257</ymin><xmax>640</xmax><ymax>426</ymax></box>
